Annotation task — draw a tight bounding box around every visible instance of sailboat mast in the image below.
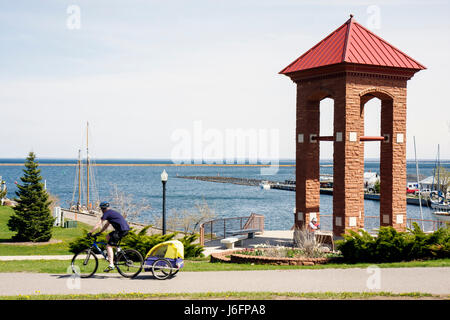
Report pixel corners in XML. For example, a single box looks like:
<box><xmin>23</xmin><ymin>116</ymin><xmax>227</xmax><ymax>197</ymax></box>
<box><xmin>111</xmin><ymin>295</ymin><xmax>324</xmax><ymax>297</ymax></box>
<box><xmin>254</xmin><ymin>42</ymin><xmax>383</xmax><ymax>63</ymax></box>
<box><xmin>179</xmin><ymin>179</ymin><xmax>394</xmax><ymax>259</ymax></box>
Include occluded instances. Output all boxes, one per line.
<box><xmin>77</xmin><ymin>149</ymin><xmax>81</xmax><ymax>211</ymax></box>
<box><xmin>86</xmin><ymin>122</ymin><xmax>90</xmax><ymax>209</ymax></box>
<box><xmin>413</xmin><ymin>136</ymin><xmax>424</xmax><ymax>230</ymax></box>
<box><xmin>437</xmin><ymin>144</ymin><xmax>440</xmax><ymax>193</ymax></box>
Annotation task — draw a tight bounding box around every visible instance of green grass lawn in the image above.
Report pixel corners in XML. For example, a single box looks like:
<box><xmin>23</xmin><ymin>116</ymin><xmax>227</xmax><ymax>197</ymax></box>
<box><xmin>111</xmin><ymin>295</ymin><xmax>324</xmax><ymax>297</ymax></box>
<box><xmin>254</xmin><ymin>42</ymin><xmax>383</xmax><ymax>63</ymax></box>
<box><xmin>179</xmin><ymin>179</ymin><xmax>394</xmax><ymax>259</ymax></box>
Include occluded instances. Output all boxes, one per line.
<box><xmin>2</xmin><ymin>205</ymin><xmax>450</xmax><ymax>274</ymax></box>
<box><xmin>1</xmin><ymin>291</ymin><xmax>444</xmax><ymax>300</ymax></box>
<box><xmin>0</xmin><ymin>206</ymin><xmax>91</xmax><ymax>255</ymax></box>
<box><xmin>1</xmin><ymin>257</ymin><xmax>449</xmax><ymax>274</ymax></box>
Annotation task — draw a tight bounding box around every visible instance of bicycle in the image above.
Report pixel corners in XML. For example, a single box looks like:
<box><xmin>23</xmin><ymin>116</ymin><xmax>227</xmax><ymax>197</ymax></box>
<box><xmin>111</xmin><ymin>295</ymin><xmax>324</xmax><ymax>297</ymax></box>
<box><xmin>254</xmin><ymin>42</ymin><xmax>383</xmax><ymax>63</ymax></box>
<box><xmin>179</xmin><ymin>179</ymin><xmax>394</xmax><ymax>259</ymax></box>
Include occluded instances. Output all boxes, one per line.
<box><xmin>71</xmin><ymin>234</ymin><xmax>143</xmax><ymax>279</ymax></box>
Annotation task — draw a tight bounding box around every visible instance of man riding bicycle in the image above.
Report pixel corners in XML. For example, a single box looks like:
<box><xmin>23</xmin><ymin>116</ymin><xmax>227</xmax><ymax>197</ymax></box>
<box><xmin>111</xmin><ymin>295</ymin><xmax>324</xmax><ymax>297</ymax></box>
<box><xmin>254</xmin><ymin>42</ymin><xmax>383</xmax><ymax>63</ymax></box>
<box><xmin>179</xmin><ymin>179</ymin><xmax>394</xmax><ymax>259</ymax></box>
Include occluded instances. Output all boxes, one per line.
<box><xmin>88</xmin><ymin>201</ymin><xmax>130</xmax><ymax>272</ymax></box>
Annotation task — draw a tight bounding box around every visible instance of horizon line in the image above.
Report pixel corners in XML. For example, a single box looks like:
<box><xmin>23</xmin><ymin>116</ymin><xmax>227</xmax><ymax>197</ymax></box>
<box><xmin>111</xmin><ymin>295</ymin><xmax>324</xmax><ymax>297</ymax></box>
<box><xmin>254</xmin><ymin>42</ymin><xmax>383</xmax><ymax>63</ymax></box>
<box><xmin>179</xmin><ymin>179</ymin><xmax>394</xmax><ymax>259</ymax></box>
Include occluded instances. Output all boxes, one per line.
<box><xmin>0</xmin><ymin>157</ymin><xmax>449</xmax><ymax>161</ymax></box>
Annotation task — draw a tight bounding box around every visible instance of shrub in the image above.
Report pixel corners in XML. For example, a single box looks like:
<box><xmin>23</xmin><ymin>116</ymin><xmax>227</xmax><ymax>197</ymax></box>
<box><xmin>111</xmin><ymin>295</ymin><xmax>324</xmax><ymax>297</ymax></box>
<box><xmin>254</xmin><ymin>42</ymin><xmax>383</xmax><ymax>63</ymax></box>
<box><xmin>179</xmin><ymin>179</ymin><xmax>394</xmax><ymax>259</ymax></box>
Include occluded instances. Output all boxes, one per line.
<box><xmin>335</xmin><ymin>229</ymin><xmax>376</xmax><ymax>263</ymax></box>
<box><xmin>337</xmin><ymin>223</ymin><xmax>450</xmax><ymax>263</ymax></box>
<box><xmin>179</xmin><ymin>233</ymin><xmax>205</xmax><ymax>258</ymax></box>
<box><xmin>69</xmin><ymin>230</ymin><xmax>108</xmax><ymax>253</ymax></box>
<box><xmin>120</xmin><ymin>226</ymin><xmax>176</xmax><ymax>257</ymax></box>
<box><xmin>293</xmin><ymin>227</ymin><xmax>327</xmax><ymax>258</ymax></box>
<box><xmin>68</xmin><ymin>226</ymin><xmax>205</xmax><ymax>258</ymax></box>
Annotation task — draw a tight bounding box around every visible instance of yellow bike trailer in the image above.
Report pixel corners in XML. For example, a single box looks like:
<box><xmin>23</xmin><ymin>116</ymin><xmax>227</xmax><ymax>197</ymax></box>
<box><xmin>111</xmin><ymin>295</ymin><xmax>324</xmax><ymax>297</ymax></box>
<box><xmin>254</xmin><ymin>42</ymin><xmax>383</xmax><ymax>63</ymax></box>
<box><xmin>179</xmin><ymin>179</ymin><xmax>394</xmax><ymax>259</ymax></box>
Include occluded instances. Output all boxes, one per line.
<box><xmin>143</xmin><ymin>240</ymin><xmax>184</xmax><ymax>279</ymax></box>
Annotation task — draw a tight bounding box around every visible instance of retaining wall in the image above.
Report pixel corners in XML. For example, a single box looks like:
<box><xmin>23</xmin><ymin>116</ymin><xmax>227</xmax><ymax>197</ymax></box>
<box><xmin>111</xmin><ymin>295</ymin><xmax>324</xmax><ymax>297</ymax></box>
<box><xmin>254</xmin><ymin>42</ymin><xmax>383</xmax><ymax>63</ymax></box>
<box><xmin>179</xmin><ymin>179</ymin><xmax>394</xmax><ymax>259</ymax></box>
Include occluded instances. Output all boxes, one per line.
<box><xmin>210</xmin><ymin>248</ymin><xmax>335</xmax><ymax>266</ymax></box>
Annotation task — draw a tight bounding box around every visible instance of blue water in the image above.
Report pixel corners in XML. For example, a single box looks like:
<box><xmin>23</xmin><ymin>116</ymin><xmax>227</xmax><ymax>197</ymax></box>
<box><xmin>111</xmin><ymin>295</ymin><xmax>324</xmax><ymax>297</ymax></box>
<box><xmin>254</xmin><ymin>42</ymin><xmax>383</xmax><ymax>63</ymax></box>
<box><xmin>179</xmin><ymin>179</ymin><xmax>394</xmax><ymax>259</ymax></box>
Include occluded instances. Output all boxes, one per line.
<box><xmin>1</xmin><ymin>159</ymin><xmax>448</xmax><ymax>232</ymax></box>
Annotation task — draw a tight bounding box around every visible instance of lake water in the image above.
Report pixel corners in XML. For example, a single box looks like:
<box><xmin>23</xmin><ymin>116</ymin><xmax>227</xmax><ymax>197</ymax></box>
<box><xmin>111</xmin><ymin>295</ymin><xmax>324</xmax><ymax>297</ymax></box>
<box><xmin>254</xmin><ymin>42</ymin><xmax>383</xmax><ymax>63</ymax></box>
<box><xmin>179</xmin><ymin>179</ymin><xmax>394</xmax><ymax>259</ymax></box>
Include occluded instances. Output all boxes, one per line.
<box><xmin>0</xmin><ymin>159</ymin><xmax>448</xmax><ymax>232</ymax></box>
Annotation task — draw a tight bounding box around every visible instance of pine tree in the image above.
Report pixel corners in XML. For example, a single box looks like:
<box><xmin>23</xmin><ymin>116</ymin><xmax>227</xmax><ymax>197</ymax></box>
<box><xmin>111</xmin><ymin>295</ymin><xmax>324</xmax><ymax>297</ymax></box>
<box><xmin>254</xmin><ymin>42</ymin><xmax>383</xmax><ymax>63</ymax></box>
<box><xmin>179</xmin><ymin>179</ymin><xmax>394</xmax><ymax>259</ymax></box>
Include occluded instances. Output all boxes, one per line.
<box><xmin>7</xmin><ymin>152</ymin><xmax>55</xmax><ymax>242</ymax></box>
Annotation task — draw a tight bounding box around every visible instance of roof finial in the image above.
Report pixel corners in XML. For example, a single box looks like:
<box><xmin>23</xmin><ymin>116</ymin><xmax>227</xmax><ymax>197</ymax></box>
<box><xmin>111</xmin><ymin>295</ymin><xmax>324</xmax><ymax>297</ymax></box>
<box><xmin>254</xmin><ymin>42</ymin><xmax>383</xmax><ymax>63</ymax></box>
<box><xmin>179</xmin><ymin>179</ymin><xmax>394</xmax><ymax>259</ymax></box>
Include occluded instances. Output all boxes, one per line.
<box><xmin>350</xmin><ymin>14</ymin><xmax>354</xmax><ymax>19</ymax></box>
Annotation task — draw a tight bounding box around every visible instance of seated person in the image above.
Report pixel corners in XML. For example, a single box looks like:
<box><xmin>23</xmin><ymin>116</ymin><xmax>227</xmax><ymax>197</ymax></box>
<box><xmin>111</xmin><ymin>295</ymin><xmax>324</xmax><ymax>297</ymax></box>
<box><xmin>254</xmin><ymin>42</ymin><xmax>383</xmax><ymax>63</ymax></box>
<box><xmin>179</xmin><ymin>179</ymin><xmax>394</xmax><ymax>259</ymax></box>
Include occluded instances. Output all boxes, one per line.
<box><xmin>309</xmin><ymin>217</ymin><xmax>320</xmax><ymax>231</ymax></box>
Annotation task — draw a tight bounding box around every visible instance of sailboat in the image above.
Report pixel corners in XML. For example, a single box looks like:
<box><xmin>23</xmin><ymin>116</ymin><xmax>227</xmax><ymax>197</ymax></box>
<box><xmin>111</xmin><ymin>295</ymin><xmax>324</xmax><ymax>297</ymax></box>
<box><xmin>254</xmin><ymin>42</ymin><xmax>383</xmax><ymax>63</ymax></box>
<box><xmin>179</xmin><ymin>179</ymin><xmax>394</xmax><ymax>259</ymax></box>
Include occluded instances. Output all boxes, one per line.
<box><xmin>428</xmin><ymin>145</ymin><xmax>450</xmax><ymax>223</ymax></box>
<box><xmin>429</xmin><ymin>144</ymin><xmax>450</xmax><ymax>211</ymax></box>
<box><xmin>68</xmin><ymin>122</ymin><xmax>101</xmax><ymax>217</ymax></box>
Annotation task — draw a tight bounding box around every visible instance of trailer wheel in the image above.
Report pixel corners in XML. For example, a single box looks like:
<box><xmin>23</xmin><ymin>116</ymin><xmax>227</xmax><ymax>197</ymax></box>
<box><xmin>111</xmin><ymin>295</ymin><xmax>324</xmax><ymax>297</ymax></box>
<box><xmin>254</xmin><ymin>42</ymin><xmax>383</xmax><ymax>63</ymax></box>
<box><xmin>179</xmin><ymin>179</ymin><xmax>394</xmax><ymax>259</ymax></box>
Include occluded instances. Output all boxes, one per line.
<box><xmin>152</xmin><ymin>259</ymin><xmax>172</xmax><ymax>280</ymax></box>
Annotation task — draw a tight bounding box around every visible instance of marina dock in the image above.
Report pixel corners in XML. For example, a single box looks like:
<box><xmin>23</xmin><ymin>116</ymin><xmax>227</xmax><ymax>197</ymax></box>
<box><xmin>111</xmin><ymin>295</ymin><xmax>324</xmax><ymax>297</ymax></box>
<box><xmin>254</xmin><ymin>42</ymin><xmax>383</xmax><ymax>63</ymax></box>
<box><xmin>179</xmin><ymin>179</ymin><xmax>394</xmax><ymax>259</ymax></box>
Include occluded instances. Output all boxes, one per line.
<box><xmin>176</xmin><ymin>175</ymin><xmax>431</xmax><ymax>206</ymax></box>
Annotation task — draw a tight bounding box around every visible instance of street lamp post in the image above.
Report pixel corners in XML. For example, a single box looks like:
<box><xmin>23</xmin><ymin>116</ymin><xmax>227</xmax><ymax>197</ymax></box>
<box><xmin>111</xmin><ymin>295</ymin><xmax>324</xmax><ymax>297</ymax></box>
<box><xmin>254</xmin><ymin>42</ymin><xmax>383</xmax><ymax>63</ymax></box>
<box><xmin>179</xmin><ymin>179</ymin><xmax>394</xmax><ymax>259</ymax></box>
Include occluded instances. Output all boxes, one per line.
<box><xmin>161</xmin><ymin>169</ymin><xmax>168</xmax><ymax>235</ymax></box>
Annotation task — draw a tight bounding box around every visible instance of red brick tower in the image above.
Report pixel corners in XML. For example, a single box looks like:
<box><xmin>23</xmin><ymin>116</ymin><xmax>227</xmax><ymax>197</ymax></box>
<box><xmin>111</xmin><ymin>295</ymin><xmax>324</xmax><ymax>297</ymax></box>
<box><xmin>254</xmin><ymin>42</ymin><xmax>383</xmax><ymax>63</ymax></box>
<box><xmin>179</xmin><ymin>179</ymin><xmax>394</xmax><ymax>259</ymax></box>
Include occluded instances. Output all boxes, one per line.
<box><xmin>280</xmin><ymin>15</ymin><xmax>425</xmax><ymax>236</ymax></box>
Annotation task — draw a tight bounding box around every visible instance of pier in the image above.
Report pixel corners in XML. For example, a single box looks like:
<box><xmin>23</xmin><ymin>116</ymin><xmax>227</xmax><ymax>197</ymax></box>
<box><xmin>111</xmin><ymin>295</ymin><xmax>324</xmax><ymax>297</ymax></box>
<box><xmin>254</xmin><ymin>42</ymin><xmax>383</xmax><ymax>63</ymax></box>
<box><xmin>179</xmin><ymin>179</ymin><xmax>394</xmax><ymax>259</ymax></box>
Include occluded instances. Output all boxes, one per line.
<box><xmin>176</xmin><ymin>175</ymin><xmax>263</xmax><ymax>186</ymax></box>
<box><xmin>176</xmin><ymin>175</ymin><xmax>431</xmax><ymax>206</ymax></box>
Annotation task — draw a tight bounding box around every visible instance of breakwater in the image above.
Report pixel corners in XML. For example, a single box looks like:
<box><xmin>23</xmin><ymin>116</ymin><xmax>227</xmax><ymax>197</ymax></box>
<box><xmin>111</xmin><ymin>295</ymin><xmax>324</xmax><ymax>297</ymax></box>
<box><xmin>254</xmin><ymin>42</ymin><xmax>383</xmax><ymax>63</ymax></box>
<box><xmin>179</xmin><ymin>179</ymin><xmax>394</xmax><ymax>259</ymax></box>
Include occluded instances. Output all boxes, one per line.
<box><xmin>176</xmin><ymin>175</ymin><xmax>264</xmax><ymax>186</ymax></box>
<box><xmin>175</xmin><ymin>176</ymin><xmax>431</xmax><ymax>206</ymax></box>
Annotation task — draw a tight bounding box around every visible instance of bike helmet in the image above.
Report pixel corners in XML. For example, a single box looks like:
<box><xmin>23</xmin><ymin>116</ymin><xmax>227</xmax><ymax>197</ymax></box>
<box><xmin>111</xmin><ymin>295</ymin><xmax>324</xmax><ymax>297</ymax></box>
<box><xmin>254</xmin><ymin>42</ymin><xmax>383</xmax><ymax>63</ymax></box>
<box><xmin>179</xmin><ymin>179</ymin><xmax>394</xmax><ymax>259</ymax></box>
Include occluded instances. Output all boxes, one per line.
<box><xmin>99</xmin><ymin>201</ymin><xmax>110</xmax><ymax>209</ymax></box>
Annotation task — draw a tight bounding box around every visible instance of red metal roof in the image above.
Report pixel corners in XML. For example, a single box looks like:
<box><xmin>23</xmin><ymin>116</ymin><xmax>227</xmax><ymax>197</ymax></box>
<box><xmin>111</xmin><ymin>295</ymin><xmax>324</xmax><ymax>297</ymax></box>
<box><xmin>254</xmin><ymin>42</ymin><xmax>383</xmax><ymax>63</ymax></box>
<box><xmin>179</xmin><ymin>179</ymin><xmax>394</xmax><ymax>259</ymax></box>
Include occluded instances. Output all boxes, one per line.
<box><xmin>280</xmin><ymin>16</ymin><xmax>426</xmax><ymax>74</ymax></box>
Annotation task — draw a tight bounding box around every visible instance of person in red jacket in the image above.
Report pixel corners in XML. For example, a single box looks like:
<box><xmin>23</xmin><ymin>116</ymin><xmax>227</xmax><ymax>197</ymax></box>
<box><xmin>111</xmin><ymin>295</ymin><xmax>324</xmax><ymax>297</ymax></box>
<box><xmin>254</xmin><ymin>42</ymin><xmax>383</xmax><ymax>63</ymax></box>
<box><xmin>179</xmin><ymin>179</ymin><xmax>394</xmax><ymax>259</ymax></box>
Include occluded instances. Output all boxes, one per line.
<box><xmin>309</xmin><ymin>217</ymin><xmax>320</xmax><ymax>231</ymax></box>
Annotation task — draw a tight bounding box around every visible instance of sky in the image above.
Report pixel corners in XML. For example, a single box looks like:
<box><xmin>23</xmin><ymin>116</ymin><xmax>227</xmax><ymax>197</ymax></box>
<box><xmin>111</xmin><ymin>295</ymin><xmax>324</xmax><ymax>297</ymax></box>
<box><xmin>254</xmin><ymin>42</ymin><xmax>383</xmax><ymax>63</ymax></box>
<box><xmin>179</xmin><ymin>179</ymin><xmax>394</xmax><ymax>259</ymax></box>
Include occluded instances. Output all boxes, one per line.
<box><xmin>0</xmin><ymin>0</ymin><xmax>449</xmax><ymax>161</ymax></box>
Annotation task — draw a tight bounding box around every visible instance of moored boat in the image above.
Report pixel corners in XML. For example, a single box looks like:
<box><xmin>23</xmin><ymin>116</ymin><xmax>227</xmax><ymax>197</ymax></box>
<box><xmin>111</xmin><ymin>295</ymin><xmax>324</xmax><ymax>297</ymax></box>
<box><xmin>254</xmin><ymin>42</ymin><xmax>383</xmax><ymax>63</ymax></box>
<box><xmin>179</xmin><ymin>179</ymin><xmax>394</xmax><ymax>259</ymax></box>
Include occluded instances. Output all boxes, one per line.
<box><xmin>259</xmin><ymin>181</ymin><xmax>271</xmax><ymax>190</ymax></box>
<box><xmin>431</xmin><ymin>210</ymin><xmax>450</xmax><ymax>223</ymax></box>
<box><xmin>67</xmin><ymin>122</ymin><xmax>101</xmax><ymax>217</ymax></box>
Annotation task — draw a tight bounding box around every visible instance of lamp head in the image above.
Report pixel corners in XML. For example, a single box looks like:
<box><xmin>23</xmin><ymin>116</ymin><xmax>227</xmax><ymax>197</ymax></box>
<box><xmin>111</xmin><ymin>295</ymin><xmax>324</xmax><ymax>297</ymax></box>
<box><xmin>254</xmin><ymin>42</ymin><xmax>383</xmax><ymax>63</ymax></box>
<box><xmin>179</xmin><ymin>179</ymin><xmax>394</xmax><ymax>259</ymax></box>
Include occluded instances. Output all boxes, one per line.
<box><xmin>161</xmin><ymin>169</ymin><xmax>168</xmax><ymax>182</ymax></box>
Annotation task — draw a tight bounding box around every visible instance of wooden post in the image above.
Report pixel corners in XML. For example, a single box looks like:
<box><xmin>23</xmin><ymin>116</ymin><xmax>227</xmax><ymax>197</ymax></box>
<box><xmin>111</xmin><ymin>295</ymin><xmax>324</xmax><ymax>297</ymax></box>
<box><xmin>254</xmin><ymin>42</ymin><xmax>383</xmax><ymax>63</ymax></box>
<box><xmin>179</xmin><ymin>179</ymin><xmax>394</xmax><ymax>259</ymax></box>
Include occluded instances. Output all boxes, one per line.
<box><xmin>200</xmin><ymin>224</ymin><xmax>204</xmax><ymax>246</ymax></box>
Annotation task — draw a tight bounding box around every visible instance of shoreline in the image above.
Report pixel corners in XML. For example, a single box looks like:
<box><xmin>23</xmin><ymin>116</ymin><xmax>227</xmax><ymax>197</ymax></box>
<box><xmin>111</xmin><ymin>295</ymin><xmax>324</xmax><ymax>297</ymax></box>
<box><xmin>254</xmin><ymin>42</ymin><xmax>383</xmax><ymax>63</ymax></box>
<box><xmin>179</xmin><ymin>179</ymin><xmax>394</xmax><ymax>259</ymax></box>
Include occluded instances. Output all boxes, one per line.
<box><xmin>0</xmin><ymin>163</ymin><xmax>295</xmax><ymax>167</ymax></box>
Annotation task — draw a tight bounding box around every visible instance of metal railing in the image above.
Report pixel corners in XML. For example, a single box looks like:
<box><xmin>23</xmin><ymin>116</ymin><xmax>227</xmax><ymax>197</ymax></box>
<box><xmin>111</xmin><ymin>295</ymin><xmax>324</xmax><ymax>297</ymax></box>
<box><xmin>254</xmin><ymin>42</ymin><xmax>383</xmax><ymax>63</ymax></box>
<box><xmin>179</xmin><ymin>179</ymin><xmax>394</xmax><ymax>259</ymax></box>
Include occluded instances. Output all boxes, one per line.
<box><xmin>406</xmin><ymin>218</ymin><xmax>447</xmax><ymax>232</ymax></box>
<box><xmin>199</xmin><ymin>213</ymin><xmax>264</xmax><ymax>246</ymax></box>
<box><xmin>292</xmin><ymin>214</ymin><xmax>447</xmax><ymax>234</ymax></box>
<box><xmin>363</xmin><ymin>216</ymin><xmax>446</xmax><ymax>233</ymax></box>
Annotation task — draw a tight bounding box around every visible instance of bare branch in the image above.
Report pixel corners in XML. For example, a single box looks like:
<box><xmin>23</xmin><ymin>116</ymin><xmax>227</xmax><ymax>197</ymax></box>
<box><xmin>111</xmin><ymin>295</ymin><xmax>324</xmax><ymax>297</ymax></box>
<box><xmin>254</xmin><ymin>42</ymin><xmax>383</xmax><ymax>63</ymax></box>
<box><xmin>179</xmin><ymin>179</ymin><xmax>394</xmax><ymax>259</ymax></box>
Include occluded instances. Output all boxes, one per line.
<box><xmin>108</xmin><ymin>184</ymin><xmax>152</xmax><ymax>221</ymax></box>
<box><xmin>151</xmin><ymin>198</ymin><xmax>216</xmax><ymax>234</ymax></box>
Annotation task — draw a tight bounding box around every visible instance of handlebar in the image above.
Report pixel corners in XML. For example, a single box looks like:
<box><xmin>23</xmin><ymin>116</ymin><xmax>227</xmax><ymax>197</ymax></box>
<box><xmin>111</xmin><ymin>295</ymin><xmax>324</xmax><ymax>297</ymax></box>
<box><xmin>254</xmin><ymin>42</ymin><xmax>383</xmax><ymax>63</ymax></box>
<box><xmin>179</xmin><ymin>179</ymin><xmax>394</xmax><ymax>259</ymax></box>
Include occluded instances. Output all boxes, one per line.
<box><xmin>87</xmin><ymin>232</ymin><xmax>102</xmax><ymax>239</ymax></box>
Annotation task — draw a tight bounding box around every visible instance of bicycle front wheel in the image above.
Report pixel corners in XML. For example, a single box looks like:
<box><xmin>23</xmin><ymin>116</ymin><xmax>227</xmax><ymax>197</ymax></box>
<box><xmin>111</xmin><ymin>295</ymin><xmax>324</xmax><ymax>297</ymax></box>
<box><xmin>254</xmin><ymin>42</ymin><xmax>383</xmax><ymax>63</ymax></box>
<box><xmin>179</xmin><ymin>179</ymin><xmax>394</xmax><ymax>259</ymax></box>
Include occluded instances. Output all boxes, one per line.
<box><xmin>71</xmin><ymin>248</ymin><xmax>98</xmax><ymax>278</ymax></box>
<box><xmin>115</xmin><ymin>249</ymin><xmax>143</xmax><ymax>278</ymax></box>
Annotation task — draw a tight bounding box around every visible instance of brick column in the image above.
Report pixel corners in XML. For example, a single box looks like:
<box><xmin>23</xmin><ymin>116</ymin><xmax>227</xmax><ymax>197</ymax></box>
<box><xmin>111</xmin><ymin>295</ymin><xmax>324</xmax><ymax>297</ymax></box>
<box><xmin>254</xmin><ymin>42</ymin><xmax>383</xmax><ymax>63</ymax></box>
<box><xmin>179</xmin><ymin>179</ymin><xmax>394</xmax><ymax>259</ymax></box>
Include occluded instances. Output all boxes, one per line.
<box><xmin>295</xmin><ymin>90</ymin><xmax>320</xmax><ymax>229</ymax></box>
<box><xmin>333</xmin><ymin>85</ymin><xmax>365</xmax><ymax>236</ymax></box>
<box><xmin>380</xmin><ymin>95</ymin><xmax>407</xmax><ymax>231</ymax></box>
<box><xmin>358</xmin><ymin>98</ymin><xmax>367</xmax><ymax>230</ymax></box>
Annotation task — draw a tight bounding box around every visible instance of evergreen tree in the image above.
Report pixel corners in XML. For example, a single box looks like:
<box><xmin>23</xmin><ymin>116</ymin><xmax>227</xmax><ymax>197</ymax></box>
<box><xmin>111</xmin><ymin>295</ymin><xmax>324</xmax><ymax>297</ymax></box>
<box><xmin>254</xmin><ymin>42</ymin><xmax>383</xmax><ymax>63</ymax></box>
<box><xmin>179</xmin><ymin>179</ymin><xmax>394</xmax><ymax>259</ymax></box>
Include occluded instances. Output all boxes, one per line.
<box><xmin>7</xmin><ymin>152</ymin><xmax>55</xmax><ymax>242</ymax></box>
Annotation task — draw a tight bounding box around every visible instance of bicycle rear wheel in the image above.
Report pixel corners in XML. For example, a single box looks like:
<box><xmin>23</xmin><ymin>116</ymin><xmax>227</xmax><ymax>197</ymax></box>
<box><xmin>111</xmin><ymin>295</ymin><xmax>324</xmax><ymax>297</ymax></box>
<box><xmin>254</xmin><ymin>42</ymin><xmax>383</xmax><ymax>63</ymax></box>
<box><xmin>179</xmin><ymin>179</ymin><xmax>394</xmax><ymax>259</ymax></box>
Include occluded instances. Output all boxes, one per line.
<box><xmin>71</xmin><ymin>248</ymin><xmax>98</xmax><ymax>278</ymax></box>
<box><xmin>115</xmin><ymin>249</ymin><xmax>143</xmax><ymax>278</ymax></box>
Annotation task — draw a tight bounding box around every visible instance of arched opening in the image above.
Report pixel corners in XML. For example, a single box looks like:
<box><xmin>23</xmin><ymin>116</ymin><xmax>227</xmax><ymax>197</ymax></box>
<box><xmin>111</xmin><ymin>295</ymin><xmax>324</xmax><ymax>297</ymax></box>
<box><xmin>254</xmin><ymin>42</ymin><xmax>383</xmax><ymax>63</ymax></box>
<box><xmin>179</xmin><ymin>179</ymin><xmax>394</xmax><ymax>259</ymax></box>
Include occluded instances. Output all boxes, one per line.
<box><xmin>295</xmin><ymin>90</ymin><xmax>333</xmax><ymax>230</ymax></box>
<box><xmin>363</xmin><ymin>98</ymin><xmax>381</xmax><ymax>160</ymax></box>
<box><xmin>319</xmin><ymin>98</ymin><xmax>334</xmax><ymax>159</ymax></box>
<box><xmin>360</xmin><ymin>90</ymin><xmax>394</xmax><ymax>231</ymax></box>
<box><xmin>319</xmin><ymin>97</ymin><xmax>334</xmax><ymax>231</ymax></box>
<box><xmin>361</xmin><ymin>96</ymin><xmax>382</xmax><ymax>231</ymax></box>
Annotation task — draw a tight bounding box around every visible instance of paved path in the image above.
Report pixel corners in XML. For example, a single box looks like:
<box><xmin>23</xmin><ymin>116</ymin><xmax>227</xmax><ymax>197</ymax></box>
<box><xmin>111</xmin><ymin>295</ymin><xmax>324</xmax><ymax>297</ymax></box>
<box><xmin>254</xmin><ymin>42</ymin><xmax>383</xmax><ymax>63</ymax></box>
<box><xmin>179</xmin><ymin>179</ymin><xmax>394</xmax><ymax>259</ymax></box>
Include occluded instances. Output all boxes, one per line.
<box><xmin>0</xmin><ymin>267</ymin><xmax>449</xmax><ymax>296</ymax></box>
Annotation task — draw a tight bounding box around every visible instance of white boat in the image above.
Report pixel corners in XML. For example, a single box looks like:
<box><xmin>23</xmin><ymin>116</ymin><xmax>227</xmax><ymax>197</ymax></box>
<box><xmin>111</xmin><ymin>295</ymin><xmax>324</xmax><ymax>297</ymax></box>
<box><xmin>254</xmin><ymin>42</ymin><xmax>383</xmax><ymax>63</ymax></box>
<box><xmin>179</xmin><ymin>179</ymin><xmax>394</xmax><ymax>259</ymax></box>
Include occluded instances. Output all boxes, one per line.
<box><xmin>428</xmin><ymin>145</ymin><xmax>450</xmax><ymax>210</ymax></box>
<box><xmin>430</xmin><ymin>200</ymin><xmax>450</xmax><ymax>211</ymax></box>
<box><xmin>259</xmin><ymin>181</ymin><xmax>271</xmax><ymax>190</ymax></box>
<box><xmin>431</xmin><ymin>210</ymin><xmax>450</xmax><ymax>223</ymax></box>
